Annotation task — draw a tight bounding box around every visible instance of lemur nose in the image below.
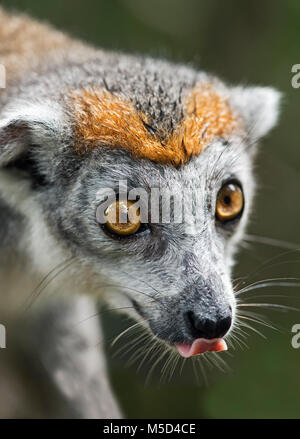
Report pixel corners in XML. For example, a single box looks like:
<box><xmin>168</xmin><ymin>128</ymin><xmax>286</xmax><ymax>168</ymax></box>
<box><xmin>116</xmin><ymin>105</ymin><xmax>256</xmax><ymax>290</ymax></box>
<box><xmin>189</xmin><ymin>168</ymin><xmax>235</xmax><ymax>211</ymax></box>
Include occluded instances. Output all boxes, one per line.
<box><xmin>186</xmin><ymin>311</ymin><xmax>232</xmax><ymax>340</ymax></box>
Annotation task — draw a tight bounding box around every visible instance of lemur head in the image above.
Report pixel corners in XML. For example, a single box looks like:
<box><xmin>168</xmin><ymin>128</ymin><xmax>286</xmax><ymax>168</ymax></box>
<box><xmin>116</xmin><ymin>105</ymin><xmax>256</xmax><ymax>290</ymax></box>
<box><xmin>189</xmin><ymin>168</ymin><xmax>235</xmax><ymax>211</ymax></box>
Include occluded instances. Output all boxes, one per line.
<box><xmin>0</xmin><ymin>54</ymin><xmax>280</xmax><ymax>356</ymax></box>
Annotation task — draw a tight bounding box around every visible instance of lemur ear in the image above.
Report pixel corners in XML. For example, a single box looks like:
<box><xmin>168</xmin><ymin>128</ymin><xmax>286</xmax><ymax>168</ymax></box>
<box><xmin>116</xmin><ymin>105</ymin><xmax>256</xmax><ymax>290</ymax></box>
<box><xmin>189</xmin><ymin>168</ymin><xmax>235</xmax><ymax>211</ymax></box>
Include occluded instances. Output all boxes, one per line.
<box><xmin>0</xmin><ymin>102</ymin><xmax>64</xmax><ymax>166</ymax></box>
<box><xmin>230</xmin><ymin>86</ymin><xmax>281</xmax><ymax>141</ymax></box>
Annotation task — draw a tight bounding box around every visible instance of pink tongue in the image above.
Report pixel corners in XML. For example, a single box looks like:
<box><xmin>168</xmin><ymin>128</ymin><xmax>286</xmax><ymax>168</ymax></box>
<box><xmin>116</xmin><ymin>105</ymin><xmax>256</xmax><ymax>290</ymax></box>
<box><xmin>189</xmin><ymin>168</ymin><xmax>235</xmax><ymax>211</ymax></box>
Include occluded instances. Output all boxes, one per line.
<box><xmin>175</xmin><ymin>338</ymin><xmax>227</xmax><ymax>358</ymax></box>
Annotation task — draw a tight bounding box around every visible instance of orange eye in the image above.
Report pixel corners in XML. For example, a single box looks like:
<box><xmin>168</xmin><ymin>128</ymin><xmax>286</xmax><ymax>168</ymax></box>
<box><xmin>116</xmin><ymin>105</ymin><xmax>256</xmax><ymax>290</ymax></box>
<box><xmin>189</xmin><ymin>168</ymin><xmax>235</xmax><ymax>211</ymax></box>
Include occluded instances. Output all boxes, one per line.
<box><xmin>216</xmin><ymin>182</ymin><xmax>244</xmax><ymax>222</ymax></box>
<box><xmin>104</xmin><ymin>200</ymin><xmax>141</xmax><ymax>236</ymax></box>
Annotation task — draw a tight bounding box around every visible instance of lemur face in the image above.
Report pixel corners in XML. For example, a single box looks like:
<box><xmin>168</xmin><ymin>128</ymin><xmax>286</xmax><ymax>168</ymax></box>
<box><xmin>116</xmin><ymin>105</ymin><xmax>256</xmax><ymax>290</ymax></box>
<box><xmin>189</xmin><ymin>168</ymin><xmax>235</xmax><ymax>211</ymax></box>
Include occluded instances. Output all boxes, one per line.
<box><xmin>0</xmin><ymin>55</ymin><xmax>280</xmax><ymax>356</ymax></box>
<box><xmin>78</xmin><ymin>141</ymin><xmax>252</xmax><ymax>352</ymax></box>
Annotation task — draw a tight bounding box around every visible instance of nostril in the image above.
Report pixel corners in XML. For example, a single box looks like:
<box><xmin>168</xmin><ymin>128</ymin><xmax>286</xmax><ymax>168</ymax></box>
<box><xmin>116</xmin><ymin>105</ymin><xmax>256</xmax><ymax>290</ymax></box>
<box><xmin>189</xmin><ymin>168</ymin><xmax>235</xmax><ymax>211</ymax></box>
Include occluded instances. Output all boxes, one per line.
<box><xmin>186</xmin><ymin>311</ymin><xmax>232</xmax><ymax>340</ymax></box>
<box><xmin>217</xmin><ymin>316</ymin><xmax>232</xmax><ymax>338</ymax></box>
<box><xmin>186</xmin><ymin>311</ymin><xmax>216</xmax><ymax>339</ymax></box>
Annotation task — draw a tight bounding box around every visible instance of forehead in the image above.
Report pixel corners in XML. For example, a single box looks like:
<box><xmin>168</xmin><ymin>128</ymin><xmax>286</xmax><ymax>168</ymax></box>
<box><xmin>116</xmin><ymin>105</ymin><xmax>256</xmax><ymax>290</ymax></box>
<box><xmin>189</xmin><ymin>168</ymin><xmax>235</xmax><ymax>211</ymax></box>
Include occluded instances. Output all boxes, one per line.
<box><xmin>69</xmin><ymin>78</ymin><xmax>243</xmax><ymax>167</ymax></box>
<box><xmin>90</xmin><ymin>137</ymin><xmax>249</xmax><ymax>198</ymax></box>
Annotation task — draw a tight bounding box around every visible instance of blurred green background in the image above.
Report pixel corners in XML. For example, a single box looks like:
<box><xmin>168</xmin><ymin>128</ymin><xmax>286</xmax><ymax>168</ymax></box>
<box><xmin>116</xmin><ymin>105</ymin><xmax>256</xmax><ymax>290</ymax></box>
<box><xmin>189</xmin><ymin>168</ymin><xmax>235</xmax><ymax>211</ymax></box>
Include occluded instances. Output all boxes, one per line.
<box><xmin>2</xmin><ymin>0</ymin><xmax>300</xmax><ymax>418</ymax></box>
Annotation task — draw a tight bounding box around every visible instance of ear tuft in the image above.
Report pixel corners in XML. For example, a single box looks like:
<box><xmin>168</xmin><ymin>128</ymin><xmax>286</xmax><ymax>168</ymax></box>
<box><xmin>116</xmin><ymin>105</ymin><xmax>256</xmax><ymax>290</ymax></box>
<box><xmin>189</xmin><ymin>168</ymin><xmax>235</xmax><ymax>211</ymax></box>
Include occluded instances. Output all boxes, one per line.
<box><xmin>230</xmin><ymin>86</ymin><xmax>281</xmax><ymax>141</ymax></box>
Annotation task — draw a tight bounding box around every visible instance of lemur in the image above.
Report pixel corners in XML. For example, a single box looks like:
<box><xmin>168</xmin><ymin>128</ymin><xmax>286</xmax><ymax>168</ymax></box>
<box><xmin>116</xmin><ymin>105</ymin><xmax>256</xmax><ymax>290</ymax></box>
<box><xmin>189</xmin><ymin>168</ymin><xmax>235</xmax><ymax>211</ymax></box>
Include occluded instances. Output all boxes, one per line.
<box><xmin>0</xmin><ymin>8</ymin><xmax>280</xmax><ymax>418</ymax></box>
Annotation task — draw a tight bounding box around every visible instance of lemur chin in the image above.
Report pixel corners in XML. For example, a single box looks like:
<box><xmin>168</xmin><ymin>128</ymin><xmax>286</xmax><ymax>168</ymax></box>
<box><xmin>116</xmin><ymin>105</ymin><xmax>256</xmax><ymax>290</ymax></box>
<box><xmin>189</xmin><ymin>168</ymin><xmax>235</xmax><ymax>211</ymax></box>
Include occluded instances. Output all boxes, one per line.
<box><xmin>0</xmin><ymin>7</ymin><xmax>280</xmax><ymax>418</ymax></box>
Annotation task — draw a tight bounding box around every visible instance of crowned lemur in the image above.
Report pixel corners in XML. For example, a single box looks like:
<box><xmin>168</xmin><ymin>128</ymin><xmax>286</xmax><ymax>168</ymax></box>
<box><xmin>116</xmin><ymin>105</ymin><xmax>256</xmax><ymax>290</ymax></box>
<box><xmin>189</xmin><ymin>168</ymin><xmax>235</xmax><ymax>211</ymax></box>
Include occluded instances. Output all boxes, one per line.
<box><xmin>0</xmin><ymin>8</ymin><xmax>280</xmax><ymax>418</ymax></box>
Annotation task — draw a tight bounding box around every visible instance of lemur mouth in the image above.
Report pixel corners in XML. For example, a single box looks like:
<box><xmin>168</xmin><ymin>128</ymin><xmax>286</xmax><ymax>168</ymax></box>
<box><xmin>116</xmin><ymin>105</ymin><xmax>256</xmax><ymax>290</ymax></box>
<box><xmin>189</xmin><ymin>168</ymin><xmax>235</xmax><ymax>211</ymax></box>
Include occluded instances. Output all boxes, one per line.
<box><xmin>175</xmin><ymin>338</ymin><xmax>228</xmax><ymax>358</ymax></box>
<box><xmin>130</xmin><ymin>299</ymin><xmax>228</xmax><ymax>357</ymax></box>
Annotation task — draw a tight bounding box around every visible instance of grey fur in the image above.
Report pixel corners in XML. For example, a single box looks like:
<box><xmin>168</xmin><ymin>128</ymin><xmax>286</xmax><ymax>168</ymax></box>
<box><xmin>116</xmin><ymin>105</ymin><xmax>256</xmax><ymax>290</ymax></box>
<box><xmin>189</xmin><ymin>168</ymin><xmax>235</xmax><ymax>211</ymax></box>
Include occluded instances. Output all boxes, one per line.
<box><xmin>0</xmin><ymin>12</ymin><xmax>280</xmax><ymax>418</ymax></box>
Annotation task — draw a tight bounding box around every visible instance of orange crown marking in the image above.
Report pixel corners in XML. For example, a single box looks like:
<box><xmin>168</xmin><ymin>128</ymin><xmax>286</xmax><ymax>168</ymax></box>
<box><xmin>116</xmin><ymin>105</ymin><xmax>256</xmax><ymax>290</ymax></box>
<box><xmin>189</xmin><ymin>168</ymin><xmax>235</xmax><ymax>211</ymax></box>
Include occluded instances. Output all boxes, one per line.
<box><xmin>70</xmin><ymin>84</ymin><xmax>241</xmax><ymax>166</ymax></box>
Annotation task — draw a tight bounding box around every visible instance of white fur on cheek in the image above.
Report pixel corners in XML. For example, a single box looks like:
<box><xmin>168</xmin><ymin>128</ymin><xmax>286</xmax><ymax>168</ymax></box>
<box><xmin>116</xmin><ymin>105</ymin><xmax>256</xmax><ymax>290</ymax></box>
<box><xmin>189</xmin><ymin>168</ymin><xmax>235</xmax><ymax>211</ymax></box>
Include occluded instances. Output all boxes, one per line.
<box><xmin>0</xmin><ymin>171</ymin><xmax>92</xmax><ymax>308</ymax></box>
